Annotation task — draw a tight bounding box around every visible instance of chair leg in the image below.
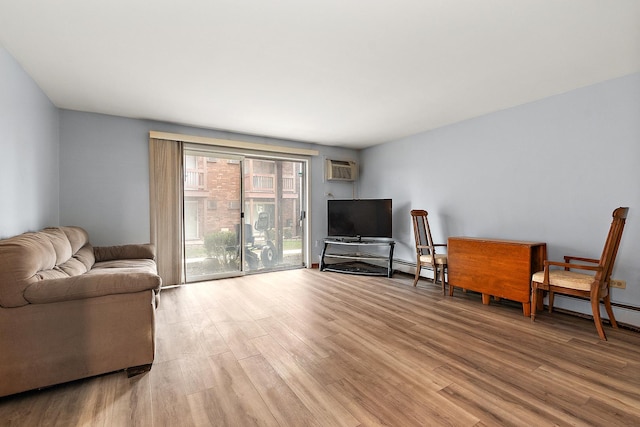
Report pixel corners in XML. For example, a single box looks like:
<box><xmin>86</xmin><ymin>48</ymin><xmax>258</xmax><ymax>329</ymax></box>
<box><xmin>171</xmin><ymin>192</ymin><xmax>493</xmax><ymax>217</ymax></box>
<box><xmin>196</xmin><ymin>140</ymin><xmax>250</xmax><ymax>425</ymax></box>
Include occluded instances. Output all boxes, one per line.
<box><xmin>413</xmin><ymin>265</ymin><xmax>421</xmax><ymax>287</ymax></box>
<box><xmin>440</xmin><ymin>268</ymin><xmax>446</xmax><ymax>295</ymax></box>
<box><xmin>591</xmin><ymin>297</ymin><xmax>607</xmax><ymax>340</ymax></box>
<box><xmin>603</xmin><ymin>294</ymin><xmax>618</xmax><ymax>329</ymax></box>
<box><xmin>432</xmin><ymin>266</ymin><xmax>437</xmax><ymax>284</ymax></box>
<box><xmin>531</xmin><ymin>284</ymin><xmax>537</xmax><ymax>321</ymax></box>
<box><xmin>548</xmin><ymin>291</ymin><xmax>555</xmax><ymax>313</ymax></box>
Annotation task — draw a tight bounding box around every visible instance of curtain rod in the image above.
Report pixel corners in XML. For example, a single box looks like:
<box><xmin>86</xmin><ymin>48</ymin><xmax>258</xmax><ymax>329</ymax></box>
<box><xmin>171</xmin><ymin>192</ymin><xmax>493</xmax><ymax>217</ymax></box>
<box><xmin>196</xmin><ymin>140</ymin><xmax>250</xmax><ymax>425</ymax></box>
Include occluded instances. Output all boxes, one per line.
<box><xmin>150</xmin><ymin>131</ymin><xmax>319</xmax><ymax>157</ymax></box>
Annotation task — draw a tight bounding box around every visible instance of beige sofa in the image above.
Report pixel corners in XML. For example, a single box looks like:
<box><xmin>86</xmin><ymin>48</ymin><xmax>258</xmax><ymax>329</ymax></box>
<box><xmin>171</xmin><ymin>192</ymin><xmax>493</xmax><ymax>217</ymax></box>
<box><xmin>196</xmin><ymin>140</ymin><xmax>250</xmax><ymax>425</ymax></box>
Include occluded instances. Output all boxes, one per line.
<box><xmin>0</xmin><ymin>226</ymin><xmax>161</xmax><ymax>397</ymax></box>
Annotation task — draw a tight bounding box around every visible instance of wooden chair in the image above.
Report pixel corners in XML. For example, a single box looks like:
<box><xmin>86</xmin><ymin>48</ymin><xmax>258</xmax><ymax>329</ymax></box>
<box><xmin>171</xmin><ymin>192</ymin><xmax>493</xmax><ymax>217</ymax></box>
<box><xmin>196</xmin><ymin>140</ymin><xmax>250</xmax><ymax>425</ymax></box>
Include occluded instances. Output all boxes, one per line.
<box><xmin>531</xmin><ymin>207</ymin><xmax>629</xmax><ymax>340</ymax></box>
<box><xmin>410</xmin><ymin>210</ymin><xmax>448</xmax><ymax>293</ymax></box>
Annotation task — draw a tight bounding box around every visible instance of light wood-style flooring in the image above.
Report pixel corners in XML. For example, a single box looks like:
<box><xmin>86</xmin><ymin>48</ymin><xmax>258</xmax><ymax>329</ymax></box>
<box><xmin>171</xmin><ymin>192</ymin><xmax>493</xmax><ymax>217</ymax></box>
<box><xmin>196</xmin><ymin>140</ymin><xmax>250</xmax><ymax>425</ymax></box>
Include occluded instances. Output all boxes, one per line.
<box><xmin>2</xmin><ymin>269</ymin><xmax>640</xmax><ymax>426</ymax></box>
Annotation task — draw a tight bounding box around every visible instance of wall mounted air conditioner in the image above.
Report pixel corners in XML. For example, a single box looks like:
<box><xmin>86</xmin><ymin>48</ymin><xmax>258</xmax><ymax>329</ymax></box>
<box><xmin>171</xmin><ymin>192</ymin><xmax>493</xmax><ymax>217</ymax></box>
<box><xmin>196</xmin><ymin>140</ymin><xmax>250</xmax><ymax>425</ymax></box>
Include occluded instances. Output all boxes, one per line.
<box><xmin>326</xmin><ymin>159</ymin><xmax>358</xmax><ymax>181</ymax></box>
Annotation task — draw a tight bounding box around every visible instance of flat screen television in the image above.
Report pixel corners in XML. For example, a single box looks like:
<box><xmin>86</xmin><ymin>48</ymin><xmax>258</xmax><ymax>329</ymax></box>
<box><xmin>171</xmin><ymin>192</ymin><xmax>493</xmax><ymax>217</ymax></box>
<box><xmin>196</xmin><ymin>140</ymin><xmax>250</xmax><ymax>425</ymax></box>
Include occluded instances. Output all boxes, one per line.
<box><xmin>327</xmin><ymin>199</ymin><xmax>392</xmax><ymax>239</ymax></box>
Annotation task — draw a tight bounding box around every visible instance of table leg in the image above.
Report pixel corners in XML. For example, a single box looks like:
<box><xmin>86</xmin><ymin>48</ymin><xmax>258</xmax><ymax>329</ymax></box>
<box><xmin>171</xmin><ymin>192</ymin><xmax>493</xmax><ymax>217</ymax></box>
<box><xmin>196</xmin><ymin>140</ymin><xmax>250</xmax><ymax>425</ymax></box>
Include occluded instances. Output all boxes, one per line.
<box><xmin>522</xmin><ymin>302</ymin><xmax>531</xmax><ymax>317</ymax></box>
<box><xmin>481</xmin><ymin>294</ymin><xmax>491</xmax><ymax>305</ymax></box>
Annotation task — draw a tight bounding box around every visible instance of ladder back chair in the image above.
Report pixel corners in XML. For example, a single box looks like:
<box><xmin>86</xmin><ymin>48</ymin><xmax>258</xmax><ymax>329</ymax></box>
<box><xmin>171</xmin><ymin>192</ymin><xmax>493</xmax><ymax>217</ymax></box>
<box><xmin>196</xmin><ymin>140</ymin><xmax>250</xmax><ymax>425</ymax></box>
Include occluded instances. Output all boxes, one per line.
<box><xmin>410</xmin><ymin>210</ymin><xmax>448</xmax><ymax>293</ymax></box>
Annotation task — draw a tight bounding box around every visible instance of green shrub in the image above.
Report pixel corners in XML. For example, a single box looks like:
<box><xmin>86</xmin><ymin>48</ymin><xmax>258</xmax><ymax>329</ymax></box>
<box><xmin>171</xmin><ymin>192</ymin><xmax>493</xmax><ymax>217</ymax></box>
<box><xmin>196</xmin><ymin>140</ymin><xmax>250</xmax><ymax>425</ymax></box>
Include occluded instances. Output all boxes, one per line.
<box><xmin>204</xmin><ymin>230</ymin><xmax>237</xmax><ymax>257</ymax></box>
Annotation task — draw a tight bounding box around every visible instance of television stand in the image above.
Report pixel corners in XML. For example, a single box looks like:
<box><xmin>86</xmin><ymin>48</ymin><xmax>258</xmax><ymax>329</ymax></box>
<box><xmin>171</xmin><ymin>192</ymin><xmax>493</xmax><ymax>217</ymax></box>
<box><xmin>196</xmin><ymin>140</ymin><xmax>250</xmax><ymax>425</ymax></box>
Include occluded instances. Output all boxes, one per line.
<box><xmin>320</xmin><ymin>238</ymin><xmax>395</xmax><ymax>278</ymax></box>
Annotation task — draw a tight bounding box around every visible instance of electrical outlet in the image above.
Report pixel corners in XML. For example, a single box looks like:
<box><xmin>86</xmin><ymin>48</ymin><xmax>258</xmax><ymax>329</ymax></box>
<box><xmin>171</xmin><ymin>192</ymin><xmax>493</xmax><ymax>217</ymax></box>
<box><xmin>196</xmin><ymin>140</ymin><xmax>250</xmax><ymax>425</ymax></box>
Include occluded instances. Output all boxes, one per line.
<box><xmin>610</xmin><ymin>279</ymin><xmax>626</xmax><ymax>289</ymax></box>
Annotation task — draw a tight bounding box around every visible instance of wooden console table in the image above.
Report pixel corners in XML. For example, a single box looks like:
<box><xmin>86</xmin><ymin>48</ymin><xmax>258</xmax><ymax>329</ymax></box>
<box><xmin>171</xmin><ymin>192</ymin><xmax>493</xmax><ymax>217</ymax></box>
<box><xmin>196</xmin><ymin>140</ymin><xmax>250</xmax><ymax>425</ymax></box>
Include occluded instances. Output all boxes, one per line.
<box><xmin>447</xmin><ymin>237</ymin><xmax>546</xmax><ymax>317</ymax></box>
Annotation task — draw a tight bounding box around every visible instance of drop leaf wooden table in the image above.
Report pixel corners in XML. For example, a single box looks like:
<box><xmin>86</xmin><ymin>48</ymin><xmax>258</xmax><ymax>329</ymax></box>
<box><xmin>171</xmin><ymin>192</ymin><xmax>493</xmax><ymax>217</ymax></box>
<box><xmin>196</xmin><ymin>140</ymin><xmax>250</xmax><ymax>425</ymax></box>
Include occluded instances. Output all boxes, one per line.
<box><xmin>447</xmin><ymin>237</ymin><xmax>547</xmax><ymax>317</ymax></box>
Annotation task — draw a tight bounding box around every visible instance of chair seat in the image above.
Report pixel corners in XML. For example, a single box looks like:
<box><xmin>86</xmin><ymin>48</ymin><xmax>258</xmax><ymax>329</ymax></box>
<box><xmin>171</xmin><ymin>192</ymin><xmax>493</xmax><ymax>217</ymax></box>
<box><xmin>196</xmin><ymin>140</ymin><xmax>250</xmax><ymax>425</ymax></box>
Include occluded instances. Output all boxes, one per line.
<box><xmin>419</xmin><ymin>254</ymin><xmax>447</xmax><ymax>265</ymax></box>
<box><xmin>531</xmin><ymin>270</ymin><xmax>594</xmax><ymax>291</ymax></box>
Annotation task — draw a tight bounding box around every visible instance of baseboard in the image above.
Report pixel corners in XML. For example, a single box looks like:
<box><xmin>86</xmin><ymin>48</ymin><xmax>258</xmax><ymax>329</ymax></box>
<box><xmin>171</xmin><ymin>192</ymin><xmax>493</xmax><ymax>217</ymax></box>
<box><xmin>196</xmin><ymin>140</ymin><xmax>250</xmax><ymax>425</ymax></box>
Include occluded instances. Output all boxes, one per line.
<box><xmin>393</xmin><ymin>258</ymin><xmax>437</xmax><ymax>280</ymax></box>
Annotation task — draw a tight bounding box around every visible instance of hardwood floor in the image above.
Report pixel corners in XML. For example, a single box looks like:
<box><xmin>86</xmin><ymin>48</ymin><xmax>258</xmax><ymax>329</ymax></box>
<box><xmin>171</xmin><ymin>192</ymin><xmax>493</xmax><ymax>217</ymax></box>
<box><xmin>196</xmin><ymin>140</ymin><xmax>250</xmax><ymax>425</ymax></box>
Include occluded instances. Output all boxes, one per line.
<box><xmin>2</xmin><ymin>269</ymin><xmax>640</xmax><ymax>426</ymax></box>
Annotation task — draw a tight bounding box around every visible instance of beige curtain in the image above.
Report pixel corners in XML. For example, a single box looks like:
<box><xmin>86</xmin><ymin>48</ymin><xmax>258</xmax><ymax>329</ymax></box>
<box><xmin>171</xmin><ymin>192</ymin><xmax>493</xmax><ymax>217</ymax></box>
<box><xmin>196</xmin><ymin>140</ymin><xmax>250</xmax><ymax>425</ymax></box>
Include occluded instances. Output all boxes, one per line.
<box><xmin>149</xmin><ymin>138</ymin><xmax>183</xmax><ymax>286</ymax></box>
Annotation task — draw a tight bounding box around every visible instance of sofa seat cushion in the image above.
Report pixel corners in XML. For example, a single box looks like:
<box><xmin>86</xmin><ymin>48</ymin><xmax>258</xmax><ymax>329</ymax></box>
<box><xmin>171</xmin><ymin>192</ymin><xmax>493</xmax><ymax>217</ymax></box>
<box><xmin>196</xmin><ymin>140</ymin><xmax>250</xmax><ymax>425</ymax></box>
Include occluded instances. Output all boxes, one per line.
<box><xmin>24</xmin><ymin>272</ymin><xmax>161</xmax><ymax>304</ymax></box>
<box><xmin>56</xmin><ymin>258</ymin><xmax>85</xmax><ymax>276</ymax></box>
<box><xmin>91</xmin><ymin>259</ymin><xmax>157</xmax><ymax>275</ymax></box>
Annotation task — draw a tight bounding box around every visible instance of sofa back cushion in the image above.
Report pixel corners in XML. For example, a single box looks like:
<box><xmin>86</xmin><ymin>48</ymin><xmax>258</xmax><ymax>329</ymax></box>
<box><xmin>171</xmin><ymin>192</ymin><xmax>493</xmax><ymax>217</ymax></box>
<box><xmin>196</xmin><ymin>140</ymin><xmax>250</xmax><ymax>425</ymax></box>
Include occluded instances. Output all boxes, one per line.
<box><xmin>0</xmin><ymin>232</ymin><xmax>57</xmax><ymax>307</ymax></box>
<box><xmin>42</xmin><ymin>227</ymin><xmax>73</xmax><ymax>266</ymax></box>
<box><xmin>60</xmin><ymin>226</ymin><xmax>95</xmax><ymax>273</ymax></box>
<box><xmin>0</xmin><ymin>227</ymin><xmax>93</xmax><ymax>308</ymax></box>
<box><xmin>61</xmin><ymin>226</ymin><xmax>91</xmax><ymax>254</ymax></box>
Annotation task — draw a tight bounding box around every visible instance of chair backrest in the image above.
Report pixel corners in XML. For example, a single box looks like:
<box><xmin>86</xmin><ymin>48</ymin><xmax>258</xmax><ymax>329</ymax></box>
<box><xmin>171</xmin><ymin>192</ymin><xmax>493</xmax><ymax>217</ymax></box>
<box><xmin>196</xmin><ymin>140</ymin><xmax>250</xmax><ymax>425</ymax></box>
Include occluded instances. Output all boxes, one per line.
<box><xmin>411</xmin><ymin>209</ymin><xmax>435</xmax><ymax>257</ymax></box>
<box><xmin>597</xmin><ymin>207</ymin><xmax>629</xmax><ymax>287</ymax></box>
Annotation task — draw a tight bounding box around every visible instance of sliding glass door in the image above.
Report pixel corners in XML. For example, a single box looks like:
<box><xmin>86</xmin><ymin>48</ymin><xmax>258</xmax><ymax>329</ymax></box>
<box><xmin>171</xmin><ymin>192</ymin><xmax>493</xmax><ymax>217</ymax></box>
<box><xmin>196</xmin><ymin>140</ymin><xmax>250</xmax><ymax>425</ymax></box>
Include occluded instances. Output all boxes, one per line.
<box><xmin>183</xmin><ymin>148</ymin><xmax>306</xmax><ymax>282</ymax></box>
<box><xmin>183</xmin><ymin>150</ymin><xmax>243</xmax><ymax>281</ymax></box>
<box><xmin>243</xmin><ymin>157</ymin><xmax>305</xmax><ymax>273</ymax></box>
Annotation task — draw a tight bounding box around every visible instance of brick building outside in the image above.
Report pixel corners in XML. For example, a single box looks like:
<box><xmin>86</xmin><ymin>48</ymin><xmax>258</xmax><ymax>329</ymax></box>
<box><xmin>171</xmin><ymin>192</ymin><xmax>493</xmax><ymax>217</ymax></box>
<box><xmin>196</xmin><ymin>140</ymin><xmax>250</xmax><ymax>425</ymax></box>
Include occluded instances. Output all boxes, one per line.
<box><xmin>184</xmin><ymin>155</ymin><xmax>302</xmax><ymax>267</ymax></box>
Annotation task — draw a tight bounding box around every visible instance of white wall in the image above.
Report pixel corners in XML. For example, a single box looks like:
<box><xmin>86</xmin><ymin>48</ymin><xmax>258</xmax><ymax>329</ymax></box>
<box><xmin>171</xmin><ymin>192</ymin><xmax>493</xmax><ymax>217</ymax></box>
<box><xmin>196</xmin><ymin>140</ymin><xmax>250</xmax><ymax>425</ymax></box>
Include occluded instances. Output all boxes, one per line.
<box><xmin>360</xmin><ymin>72</ymin><xmax>640</xmax><ymax>326</ymax></box>
<box><xmin>0</xmin><ymin>47</ymin><xmax>59</xmax><ymax>238</ymax></box>
<box><xmin>59</xmin><ymin>110</ymin><xmax>358</xmax><ymax>262</ymax></box>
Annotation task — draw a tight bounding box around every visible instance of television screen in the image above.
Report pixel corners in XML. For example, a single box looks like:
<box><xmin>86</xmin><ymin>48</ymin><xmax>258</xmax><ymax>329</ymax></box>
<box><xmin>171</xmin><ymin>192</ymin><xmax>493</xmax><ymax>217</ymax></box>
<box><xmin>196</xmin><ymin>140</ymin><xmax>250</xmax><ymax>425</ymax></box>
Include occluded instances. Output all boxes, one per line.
<box><xmin>327</xmin><ymin>199</ymin><xmax>392</xmax><ymax>239</ymax></box>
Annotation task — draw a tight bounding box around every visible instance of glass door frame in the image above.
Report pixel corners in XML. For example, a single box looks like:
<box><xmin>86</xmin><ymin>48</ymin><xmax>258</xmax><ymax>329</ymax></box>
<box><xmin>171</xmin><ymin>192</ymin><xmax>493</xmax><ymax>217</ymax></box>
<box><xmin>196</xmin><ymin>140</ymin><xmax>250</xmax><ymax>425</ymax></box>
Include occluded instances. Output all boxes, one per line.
<box><xmin>182</xmin><ymin>143</ymin><xmax>311</xmax><ymax>281</ymax></box>
<box><xmin>243</xmin><ymin>155</ymin><xmax>308</xmax><ymax>273</ymax></box>
<box><xmin>183</xmin><ymin>147</ymin><xmax>246</xmax><ymax>282</ymax></box>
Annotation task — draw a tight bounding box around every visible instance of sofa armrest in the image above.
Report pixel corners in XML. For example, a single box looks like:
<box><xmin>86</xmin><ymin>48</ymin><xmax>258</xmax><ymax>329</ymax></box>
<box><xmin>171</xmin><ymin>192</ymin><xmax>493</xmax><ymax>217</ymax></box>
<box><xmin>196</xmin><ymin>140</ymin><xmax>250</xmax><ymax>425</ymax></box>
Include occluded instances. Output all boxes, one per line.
<box><xmin>24</xmin><ymin>272</ymin><xmax>161</xmax><ymax>304</ymax></box>
<box><xmin>94</xmin><ymin>244</ymin><xmax>156</xmax><ymax>262</ymax></box>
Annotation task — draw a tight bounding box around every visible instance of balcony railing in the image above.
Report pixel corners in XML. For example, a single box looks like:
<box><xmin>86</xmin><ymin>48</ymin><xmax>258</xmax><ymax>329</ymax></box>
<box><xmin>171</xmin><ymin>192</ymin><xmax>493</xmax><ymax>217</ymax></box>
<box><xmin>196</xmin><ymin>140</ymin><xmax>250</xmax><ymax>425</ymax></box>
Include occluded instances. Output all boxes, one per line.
<box><xmin>283</xmin><ymin>177</ymin><xmax>294</xmax><ymax>191</ymax></box>
<box><xmin>185</xmin><ymin>170</ymin><xmax>205</xmax><ymax>190</ymax></box>
<box><xmin>252</xmin><ymin>174</ymin><xmax>274</xmax><ymax>192</ymax></box>
<box><xmin>246</xmin><ymin>174</ymin><xmax>296</xmax><ymax>193</ymax></box>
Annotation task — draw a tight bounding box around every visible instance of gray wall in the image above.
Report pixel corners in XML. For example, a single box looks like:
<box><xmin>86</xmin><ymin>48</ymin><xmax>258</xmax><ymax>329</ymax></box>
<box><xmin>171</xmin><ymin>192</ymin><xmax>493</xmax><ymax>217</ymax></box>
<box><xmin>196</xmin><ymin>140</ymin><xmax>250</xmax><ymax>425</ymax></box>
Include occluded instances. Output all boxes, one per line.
<box><xmin>59</xmin><ymin>110</ymin><xmax>358</xmax><ymax>262</ymax></box>
<box><xmin>59</xmin><ymin>112</ymin><xmax>152</xmax><ymax>245</ymax></box>
<box><xmin>360</xmin><ymin>72</ymin><xmax>640</xmax><ymax>326</ymax></box>
<box><xmin>0</xmin><ymin>47</ymin><xmax>60</xmax><ymax>238</ymax></box>
<box><xmin>5</xmin><ymin>43</ymin><xmax>639</xmax><ymax>325</ymax></box>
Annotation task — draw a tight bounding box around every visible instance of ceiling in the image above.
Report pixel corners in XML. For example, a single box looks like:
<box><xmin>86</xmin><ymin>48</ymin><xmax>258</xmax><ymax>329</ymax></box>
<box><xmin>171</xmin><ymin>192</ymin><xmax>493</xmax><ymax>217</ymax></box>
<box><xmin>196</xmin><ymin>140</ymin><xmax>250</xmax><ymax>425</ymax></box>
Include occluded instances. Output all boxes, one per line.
<box><xmin>1</xmin><ymin>1</ymin><xmax>639</xmax><ymax>149</ymax></box>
